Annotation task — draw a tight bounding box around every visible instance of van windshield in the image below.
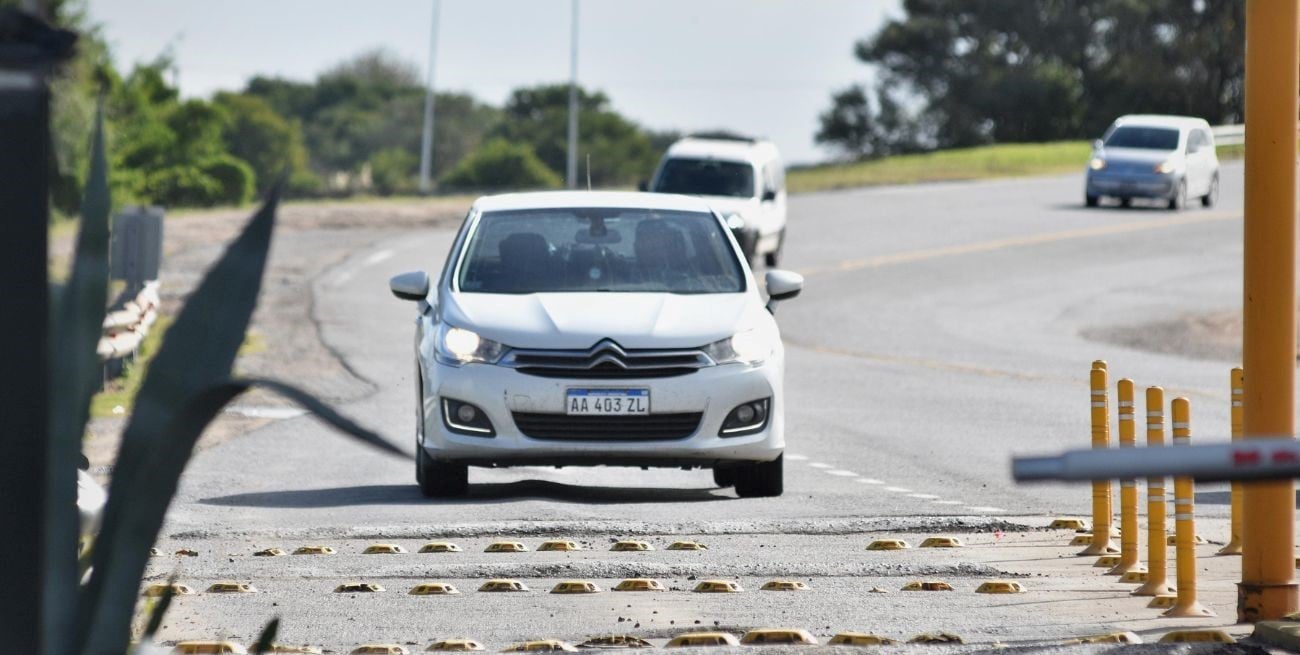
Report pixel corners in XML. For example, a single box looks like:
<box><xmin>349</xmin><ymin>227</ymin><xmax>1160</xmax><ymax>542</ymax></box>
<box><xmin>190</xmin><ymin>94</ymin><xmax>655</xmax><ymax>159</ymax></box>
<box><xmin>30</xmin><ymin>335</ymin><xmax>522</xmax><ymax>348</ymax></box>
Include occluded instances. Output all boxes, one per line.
<box><xmin>456</xmin><ymin>208</ymin><xmax>745</xmax><ymax>294</ymax></box>
<box><xmin>1104</xmin><ymin>126</ymin><xmax>1180</xmax><ymax>150</ymax></box>
<box><xmin>652</xmin><ymin>158</ymin><xmax>755</xmax><ymax>198</ymax></box>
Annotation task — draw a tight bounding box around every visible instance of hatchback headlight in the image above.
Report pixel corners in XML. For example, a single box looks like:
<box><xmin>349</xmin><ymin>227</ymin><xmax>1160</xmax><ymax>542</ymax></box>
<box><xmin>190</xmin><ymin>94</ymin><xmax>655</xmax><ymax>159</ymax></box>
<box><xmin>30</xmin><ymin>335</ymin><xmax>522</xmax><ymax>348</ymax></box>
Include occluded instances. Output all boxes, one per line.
<box><xmin>705</xmin><ymin>329</ymin><xmax>772</xmax><ymax>365</ymax></box>
<box><xmin>1089</xmin><ymin>157</ymin><xmax>1106</xmax><ymax>171</ymax></box>
<box><xmin>436</xmin><ymin>324</ymin><xmax>506</xmax><ymax>366</ymax></box>
<box><xmin>1155</xmin><ymin>160</ymin><xmax>1177</xmax><ymax>174</ymax></box>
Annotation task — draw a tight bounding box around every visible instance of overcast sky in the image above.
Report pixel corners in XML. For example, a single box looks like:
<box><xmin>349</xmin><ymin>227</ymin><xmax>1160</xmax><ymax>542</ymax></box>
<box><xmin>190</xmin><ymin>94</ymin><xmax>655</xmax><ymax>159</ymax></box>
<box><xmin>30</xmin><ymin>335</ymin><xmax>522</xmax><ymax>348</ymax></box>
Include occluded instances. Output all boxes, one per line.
<box><xmin>87</xmin><ymin>1</ymin><xmax>900</xmax><ymax>164</ymax></box>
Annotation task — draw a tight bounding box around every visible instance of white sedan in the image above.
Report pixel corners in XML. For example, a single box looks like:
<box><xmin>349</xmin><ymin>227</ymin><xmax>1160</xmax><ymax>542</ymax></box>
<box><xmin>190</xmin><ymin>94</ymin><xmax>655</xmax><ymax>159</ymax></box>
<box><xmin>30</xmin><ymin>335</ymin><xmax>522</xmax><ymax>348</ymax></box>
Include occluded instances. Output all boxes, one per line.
<box><xmin>389</xmin><ymin>191</ymin><xmax>802</xmax><ymax>498</ymax></box>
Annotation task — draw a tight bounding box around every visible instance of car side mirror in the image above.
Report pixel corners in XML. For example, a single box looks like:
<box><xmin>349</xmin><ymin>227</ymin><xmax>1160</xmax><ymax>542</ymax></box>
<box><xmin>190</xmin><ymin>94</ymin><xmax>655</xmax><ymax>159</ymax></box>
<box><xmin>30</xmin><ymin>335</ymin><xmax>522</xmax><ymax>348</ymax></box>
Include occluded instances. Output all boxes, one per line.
<box><xmin>764</xmin><ymin>269</ymin><xmax>803</xmax><ymax>313</ymax></box>
<box><xmin>390</xmin><ymin>270</ymin><xmax>430</xmax><ymax>301</ymax></box>
<box><xmin>1092</xmin><ymin>139</ymin><xmax>1103</xmax><ymax>151</ymax></box>
<box><xmin>761</xmin><ymin>189</ymin><xmax>777</xmax><ymax>202</ymax></box>
<box><xmin>637</xmin><ymin>180</ymin><xmax>649</xmax><ymax>192</ymax></box>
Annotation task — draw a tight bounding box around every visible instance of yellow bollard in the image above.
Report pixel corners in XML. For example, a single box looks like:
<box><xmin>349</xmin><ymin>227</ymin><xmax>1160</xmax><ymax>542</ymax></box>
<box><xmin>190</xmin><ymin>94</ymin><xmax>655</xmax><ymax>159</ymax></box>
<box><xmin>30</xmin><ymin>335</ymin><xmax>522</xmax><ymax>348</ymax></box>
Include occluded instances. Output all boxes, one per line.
<box><xmin>1079</xmin><ymin>365</ymin><xmax>1118</xmax><ymax>556</ymax></box>
<box><xmin>1163</xmin><ymin>398</ymin><xmax>1214</xmax><ymax>617</ymax></box>
<box><xmin>1134</xmin><ymin>386</ymin><xmax>1175</xmax><ymax>597</ymax></box>
<box><xmin>1217</xmin><ymin>368</ymin><xmax>1244</xmax><ymax>556</ymax></box>
<box><xmin>1107</xmin><ymin>379</ymin><xmax>1145</xmax><ymax>575</ymax></box>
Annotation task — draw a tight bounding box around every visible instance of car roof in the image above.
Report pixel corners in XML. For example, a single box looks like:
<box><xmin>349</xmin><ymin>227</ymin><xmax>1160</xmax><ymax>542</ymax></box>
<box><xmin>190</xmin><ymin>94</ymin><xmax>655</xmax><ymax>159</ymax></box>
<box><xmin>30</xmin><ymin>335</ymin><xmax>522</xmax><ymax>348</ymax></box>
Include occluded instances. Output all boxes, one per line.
<box><xmin>472</xmin><ymin>191</ymin><xmax>716</xmax><ymax>214</ymax></box>
<box><xmin>664</xmin><ymin>137</ymin><xmax>780</xmax><ymax>163</ymax></box>
<box><xmin>1112</xmin><ymin>114</ymin><xmax>1210</xmax><ymax>130</ymax></box>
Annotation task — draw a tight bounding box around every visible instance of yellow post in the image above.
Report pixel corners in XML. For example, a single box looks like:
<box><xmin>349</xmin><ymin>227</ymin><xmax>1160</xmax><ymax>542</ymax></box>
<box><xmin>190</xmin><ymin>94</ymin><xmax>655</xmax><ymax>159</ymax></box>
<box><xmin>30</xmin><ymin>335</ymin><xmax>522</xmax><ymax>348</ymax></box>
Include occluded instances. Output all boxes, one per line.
<box><xmin>1080</xmin><ymin>365</ymin><xmax>1118</xmax><ymax>556</ymax></box>
<box><xmin>1134</xmin><ymin>386</ymin><xmax>1174</xmax><ymax>597</ymax></box>
<box><xmin>1162</xmin><ymin>398</ymin><xmax>1214</xmax><ymax>617</ymax></box>
<box><xmin>1240</xmin><ymin>0</ymin><xmax>1300</xmax><ymax>623</ymax></box>
<box><xmin>1108</xmin><ymin>379</ymin><xmax>1144</xmax><ymax>575</ymax></box>
<box><xmin>1217</xmin><ymin>368</ymin><xmax>1244</xmax><ymax>556</ymax></box>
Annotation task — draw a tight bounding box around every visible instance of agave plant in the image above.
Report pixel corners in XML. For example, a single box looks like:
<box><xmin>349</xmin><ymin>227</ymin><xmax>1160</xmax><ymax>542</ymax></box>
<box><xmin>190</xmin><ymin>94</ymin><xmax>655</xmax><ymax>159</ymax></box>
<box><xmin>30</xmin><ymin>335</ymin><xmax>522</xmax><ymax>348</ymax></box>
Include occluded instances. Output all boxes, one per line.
<box><xmin>44</xmin><ymin>109</ymin><xmax>403</xmax><ymax>655</ymax></box>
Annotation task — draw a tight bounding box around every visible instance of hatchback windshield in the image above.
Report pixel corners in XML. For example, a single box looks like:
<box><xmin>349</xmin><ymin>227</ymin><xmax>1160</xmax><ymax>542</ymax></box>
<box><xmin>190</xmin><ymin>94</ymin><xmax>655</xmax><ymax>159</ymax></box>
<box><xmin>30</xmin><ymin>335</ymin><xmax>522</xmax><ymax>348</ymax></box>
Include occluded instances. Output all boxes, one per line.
<box><xmin>652</xmin><ymin>158</ymin><xmax>755</xmax><ymax>198</ymax></box>
<box><xmin>456</xmin><ymin>208</ymin><xmax>745</xmax><ymax>294</ymax></box>
<box><xmin>1104</xmin><ymin>126</ymin><xmax>1180</xmax><ymax>150</ymax></box>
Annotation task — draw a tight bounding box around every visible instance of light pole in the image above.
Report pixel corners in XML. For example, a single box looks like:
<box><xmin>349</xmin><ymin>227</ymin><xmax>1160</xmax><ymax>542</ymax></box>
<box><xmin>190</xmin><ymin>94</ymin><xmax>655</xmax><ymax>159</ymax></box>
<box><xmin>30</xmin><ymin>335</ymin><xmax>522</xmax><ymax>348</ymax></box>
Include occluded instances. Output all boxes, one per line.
<box><xmin>565</xmin><ymin>0</ymin><xmax>579</xmax><ymax>189</ymax></box>
<box><xmin>418</xmin><ymin>0</ymin><xmax>441</xmax><ymax>194</ymax></box>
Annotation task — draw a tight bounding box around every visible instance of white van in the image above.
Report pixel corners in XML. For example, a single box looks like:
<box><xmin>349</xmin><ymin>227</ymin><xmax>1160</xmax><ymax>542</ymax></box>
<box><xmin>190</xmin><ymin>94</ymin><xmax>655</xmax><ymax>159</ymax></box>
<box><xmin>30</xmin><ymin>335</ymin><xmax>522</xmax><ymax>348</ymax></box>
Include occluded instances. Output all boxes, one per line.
<box><xmin>645</xmin><ymin>136</ymin><xmax>787</xmax><ymax>266</ymax></box>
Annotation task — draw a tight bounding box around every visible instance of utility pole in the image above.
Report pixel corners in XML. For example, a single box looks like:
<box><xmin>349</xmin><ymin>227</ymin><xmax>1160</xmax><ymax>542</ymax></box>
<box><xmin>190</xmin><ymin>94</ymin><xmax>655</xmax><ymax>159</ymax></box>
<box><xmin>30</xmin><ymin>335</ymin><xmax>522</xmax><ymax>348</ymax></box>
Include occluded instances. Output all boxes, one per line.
<box><xmin>565</xmin><ymin>0</ymin><xmax>579</xmax><ymax>189</ymax></box>
<box><xmin>417</xmin><ymin>0</ymin><xmax>441</xmax><ymax>194</ymax></box>
<box><xmin>1239</xmin><ymin>0</ymin><xmax>1299</xmax><ymax>623</ymax></box>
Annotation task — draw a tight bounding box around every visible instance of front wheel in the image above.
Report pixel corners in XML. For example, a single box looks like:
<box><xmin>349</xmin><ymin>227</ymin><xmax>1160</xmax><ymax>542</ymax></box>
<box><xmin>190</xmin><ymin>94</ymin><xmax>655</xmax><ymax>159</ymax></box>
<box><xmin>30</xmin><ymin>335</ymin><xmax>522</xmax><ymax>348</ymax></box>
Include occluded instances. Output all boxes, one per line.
<box><xmin>1085</xmin><ymin>194</ymin><xmax>1099</xmax><ymax>208</ymax></box>
<box><xmin>764</xmin><ymin>229</ymin><xmax>786</xmax><ymax>267</ymax></box>
<box><xmin>1202</xmin><ymin>175</ymin><xmax>1219</xmax><ymax>208</ymax></box>
<box><xmin>713</xmin><ymin>467</ymin><xmax>736</xmax><ymax>488</ymax></box>
<box><xmin>417</xmin><ymin>449</ymin><xmax>469</xmax><ymax>498</ymax></box>
<box><xmin>735</xmin><ymin>455</ymin><xmax>783</xmax><ymax>498</ymax></box>
<box><xmin>1168</xmin><ymin>179</ymin><xmax>1187</xmax><ymax>211</ymax></box>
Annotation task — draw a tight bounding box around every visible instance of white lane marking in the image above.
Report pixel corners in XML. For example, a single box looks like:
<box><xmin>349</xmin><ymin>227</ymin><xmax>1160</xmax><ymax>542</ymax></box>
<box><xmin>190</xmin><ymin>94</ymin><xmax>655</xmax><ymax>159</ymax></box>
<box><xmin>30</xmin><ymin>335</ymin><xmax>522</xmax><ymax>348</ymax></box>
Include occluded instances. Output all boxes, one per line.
<box><xmin>224</xmin><ymin>406</ymin><xmax>308</xmax><ymax>420</ymax></box>
<box><xmin>856</xmin><ymin>478</ymin><xmax>885</xmax><ymax>485</ymax></box>
<box><xmin>363</xmin><ymin>249</ymin><xmax>395</xmax><ymax>267</ymax></box>
<box><xmin>329</xmin><ymin>249</ymin><xmax>396</xmax><ymax>288</ymax></box>
<box><xmin>808</xmin><ymin>462</ymin><xmax>832</xmax><ymax>469</ymax></box>
<box><xmin>907</xmin><ymin>493</ymin><xmax>940</xmax><ymax>499</ymax></box>
<box><xmin>827</xmin><ymin>470</ymin><xmax>859</xmax><ymax>477</ymax></box>
<box><xmin>785</xmin><ymin>454</ymin><xmax>808</xmax><ymax>461</ymax></box>
<box><xmin>884</xmin><ymin>486</ymin><xmax>913</xmax><ymax>493</ymax></box>
<box><xmin>967</xmin><ymin>506</ymin><xmax>1007</xmax><ymax>513</ymax></box>
<box><xmin>932</xmin><ymin>500</ymin><xmax>964</xmax><ymax>505</ymax></box>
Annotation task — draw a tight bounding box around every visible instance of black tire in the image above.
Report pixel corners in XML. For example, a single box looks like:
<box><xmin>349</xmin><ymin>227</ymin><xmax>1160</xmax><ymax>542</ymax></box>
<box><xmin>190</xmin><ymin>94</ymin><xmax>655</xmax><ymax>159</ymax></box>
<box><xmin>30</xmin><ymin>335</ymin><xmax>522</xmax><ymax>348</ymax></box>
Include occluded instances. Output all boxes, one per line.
<box><xmin>734</xmin><ymin>455</ymin><xmax>783</xmax><ymax>498</ymax></box>
<box><xmin>764</xmin><ymin>229</ymin><xmax>786</xmax><ymax>267</ymax></box>
<box><xmin>417</xmin><ymin>449</ymin><xmax>469</xmax><ymax>498</ymax></box>
<box><xmin>1085</xmin><ymin>194</ymin><xmax>1099</xmax><ymax>208</ymax></box>
<box><xmin>712</xmin><ymin>467</ymin><xmax>736</xmax><ymax>488</ymax></box>
<box><xmin>1168</xmin><ymin>179</ymin><xmax>1187</xmax><ymax>211</ymax></box>
<box><xmin>1202</xmin><ymin>175</ymin><xmax>1219</xmax><ymax>208</ymax></box>
<box><xmin>1119</xmin><ymin>197</ymin><xmax>1133</xmax><ymax>208</ymax></box>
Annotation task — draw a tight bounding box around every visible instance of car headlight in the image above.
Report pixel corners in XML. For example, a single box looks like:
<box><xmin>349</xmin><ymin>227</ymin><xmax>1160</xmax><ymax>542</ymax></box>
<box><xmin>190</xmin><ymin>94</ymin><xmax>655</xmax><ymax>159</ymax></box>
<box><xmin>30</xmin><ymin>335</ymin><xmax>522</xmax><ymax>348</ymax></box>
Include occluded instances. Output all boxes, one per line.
<box><xmin>1089</xmin><ymin>157</ymin><xmax>1106</xmax><ymax>171</ymax></box>
<box><xmin>724</xmin><ymin>212</ymin><xmax>746</xmax><ymax>230</ymax></box>
<box><xmin>1155</xmin><ymin>160</ymin><xmax>1176</xmax><ymax>174</ymax></box>
<box><xmin>704</xmin><ymin>329</ymin><xmax>772</xmax><ymax>365</ymax></box>
<box><xmin>436</xmin><ymin>324</ymin><xmax>506</xmax><ymax>366</ymax></box>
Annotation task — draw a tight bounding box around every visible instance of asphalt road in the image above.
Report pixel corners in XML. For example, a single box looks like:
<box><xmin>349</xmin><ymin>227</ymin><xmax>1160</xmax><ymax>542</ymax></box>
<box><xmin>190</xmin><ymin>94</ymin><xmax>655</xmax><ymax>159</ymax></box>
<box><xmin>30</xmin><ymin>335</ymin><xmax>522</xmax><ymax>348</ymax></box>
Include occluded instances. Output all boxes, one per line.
<box><xmin>151</xmin><ymin>163</ymin><xmax>1260</xmax><ymax>650</ymax></box>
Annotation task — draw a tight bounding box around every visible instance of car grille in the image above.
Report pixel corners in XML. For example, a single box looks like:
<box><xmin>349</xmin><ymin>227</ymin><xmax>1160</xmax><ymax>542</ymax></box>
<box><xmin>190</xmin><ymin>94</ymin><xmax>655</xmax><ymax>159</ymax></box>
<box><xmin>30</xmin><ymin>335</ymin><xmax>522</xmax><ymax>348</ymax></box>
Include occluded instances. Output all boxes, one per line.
<box><xmin>512</xmin><ymin>412</ymin><xmax>704</xmax><ymax>441</ymax></box>
<box><xmin>501</xmin><ymin>339</ymin><xmax>711</xmax><ymax>379</ymax></box>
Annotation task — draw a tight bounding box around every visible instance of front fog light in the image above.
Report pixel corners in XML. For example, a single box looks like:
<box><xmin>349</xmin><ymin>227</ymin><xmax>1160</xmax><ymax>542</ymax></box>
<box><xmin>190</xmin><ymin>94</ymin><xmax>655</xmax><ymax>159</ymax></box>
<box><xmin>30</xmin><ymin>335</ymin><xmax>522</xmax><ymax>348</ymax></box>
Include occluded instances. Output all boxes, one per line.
<box><xmin>719</xmin><ymin>398</ymin><xmax>770</xmax><ymax>437</ymax></box>
<box><xmin>442</xmin><ymin>398</ymin><xmax>495</xmax><ymax>437</ymax></box>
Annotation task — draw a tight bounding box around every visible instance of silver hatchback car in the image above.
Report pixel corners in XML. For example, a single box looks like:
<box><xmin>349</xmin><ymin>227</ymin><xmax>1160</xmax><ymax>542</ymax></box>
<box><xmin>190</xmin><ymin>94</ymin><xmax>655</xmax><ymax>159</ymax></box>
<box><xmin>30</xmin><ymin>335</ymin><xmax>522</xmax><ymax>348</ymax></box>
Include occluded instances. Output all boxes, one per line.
<box><xmin>1084</xmin><ymin>115</ymin><xmax>1220</xmax><ymax>210</ymax></box>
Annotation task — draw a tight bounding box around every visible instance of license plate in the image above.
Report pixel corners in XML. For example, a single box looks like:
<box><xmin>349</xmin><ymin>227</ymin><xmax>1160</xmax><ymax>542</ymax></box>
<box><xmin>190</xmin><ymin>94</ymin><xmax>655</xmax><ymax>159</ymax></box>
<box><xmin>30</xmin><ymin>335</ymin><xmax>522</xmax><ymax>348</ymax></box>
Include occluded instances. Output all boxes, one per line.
<box><xmin>566</xmin><ymin>389</ymin><xmax>650</xmax><ymax>415</ymax></box>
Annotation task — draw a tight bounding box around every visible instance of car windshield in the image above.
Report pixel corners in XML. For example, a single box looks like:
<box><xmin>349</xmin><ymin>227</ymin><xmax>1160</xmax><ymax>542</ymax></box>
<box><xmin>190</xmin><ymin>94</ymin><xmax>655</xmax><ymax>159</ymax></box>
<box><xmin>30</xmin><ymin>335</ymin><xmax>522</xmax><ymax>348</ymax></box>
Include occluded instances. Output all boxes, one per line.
<box><xmin>456</xmin><ymin>208</ymin><xmax>745</xmax><ymax>294</ymax></box>
<box><xmin>652</xmin><ymin>158</ymin><xmax>755</xmax><ymax>198</ymax></box>
<box><xmin>1104</xmin><ymin>126</ymin><xmax>1180</xmax><ymax>150</ymax></box>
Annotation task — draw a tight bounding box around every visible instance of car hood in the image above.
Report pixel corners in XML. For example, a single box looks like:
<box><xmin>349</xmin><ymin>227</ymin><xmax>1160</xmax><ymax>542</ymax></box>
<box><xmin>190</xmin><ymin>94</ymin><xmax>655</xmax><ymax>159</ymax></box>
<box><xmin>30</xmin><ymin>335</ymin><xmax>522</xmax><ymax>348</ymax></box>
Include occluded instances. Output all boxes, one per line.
<box><xmin>442</xmin><ymin>292</ymin><xmax>762</xmax><ymax>350</ymax></box>
<box><xmin>1099</xmin><ymin>147</ymin><xmax>1177</xmax><ymax>166</ymax></box>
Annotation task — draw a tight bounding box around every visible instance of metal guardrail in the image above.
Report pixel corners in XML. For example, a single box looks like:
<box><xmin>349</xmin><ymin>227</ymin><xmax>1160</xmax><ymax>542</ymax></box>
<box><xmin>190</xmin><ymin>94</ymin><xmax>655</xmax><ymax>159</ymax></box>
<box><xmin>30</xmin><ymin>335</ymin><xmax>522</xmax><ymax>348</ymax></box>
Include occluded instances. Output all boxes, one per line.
<box><xmin>96</xmin><ymin>280</ymin><xmax>159</xmax><ymax>365</ymax></box>
<box><xmin>1212</xmin><ymin>124</ymin><xmax>1244</xmax><ymax>146</ymax></box>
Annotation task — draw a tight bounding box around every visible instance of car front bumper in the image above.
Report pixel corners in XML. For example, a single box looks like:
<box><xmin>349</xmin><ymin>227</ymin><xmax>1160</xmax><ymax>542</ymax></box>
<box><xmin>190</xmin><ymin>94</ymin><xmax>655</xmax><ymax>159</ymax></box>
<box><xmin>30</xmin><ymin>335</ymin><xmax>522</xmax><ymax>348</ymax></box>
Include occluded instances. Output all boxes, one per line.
<box><xmin>419</xmin><ymin>357</ymin><xmax>784</xmax><ymax>468</ymax></box>
<box><xmin>1086</xmin><ymin>171</ymin><xmax>1176</xmax><ymax>199</ymax></box>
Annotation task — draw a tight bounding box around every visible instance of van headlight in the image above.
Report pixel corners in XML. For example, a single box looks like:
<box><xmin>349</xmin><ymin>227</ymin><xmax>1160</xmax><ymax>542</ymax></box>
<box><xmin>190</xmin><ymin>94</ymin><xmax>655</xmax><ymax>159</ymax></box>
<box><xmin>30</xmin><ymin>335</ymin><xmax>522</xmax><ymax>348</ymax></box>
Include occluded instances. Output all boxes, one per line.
<box><xmin>1089</xmin><ymin>157</ymin><xmax>1106</xmax><ymax>171</ymax></box>
<box><xmin>1155</xmin><ymin>160</ymin><xmax>1177</xmax><ymax>174</ymax></box>
<box><xmin>704</xmin><ymin>329</ymin><xmax>772</xmax><ymax>365</ymax></box>
<box><xmin>436</xmin><ymin>324</ymin><xmax>506</xmax><ymax>366</ymax></box>
<box><xmin>725</xmin><ymin>212</ymin><xmax>747</xmax><ymax>230</ymax></box>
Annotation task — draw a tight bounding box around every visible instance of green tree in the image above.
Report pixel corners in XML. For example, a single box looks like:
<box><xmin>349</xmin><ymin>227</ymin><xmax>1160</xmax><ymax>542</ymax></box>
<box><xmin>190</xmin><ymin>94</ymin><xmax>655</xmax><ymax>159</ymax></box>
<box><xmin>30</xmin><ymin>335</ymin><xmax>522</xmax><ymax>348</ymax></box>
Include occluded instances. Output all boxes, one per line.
<box><xmin>214</xmin><ymin>92</ymin><xmax>317</xmax><ymax>193</ymax></box>
<box><xmin>368</xmin><ymin>147</ymin><xmax>417</xmax><ymax>195</ymax></box>
<box><xmin>440</xmin><ymin>138</ymin><xmax>562</xmax><ymax>190</ymax></box>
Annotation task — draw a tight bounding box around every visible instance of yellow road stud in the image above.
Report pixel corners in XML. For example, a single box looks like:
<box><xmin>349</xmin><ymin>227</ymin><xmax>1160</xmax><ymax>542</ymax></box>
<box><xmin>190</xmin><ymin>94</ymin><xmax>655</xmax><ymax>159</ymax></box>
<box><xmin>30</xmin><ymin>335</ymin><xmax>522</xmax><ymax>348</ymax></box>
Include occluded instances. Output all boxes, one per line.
<box><xmin>975</xmin><ymin>581</ymin><xmax>1025</xmax><ymax>594</ymax></box>
<box><xmin>907</xmin><ymin>633</ymin><xmax>964</xmax><ymax>644</ymax></box>
<box><xmin>266</xmin><ymin>646</ymin><xmax>323</xmax><ymax>654</ymax></box>
<box><xmin>409</xmin><ymin>582</ymin><xmax>460</xmax><ymax>595</ymax></box>
<box><xmin>207</xmin><ymin>582</ymin><xmax>257</xmax><ymax>594</ymax></box>
<box><xmin>1157</xmin><ymin>630</ymin><xmax>1236</xmax><ymax>644</ymax></box>
<box><xmin>1069</xmin><ymin>535</ymin><xmax>1092</xmax><ymax>546</ymax></box>
<box><xmin>1079</xmin><ymin>366</ymin><xmax>1118</xmax><ymax>556</ymax></box>
<box><xmin>420</xmin><ymin>542</ymin><xmax>462</xmax><ymax>553</ymax></box>
<box><xmin>666</xmin><ymin>540</ymin><xmax>708</xmax><ymax>551</ymax></box>
<box><xmin>1134</xmin><ymin>386</ymin><xmax>1175</xmax><ymax>597</ymax></box>
<box><xmin>1049</xmin><ymin>518</ymin><xmax>1088</xmax><ymax>530</ymax></box>
<box><xmin>537</xmin><ymin>540</ymin><xmax>581</xmax><ymax>552</ymax></box>
<box><xmin>613</xmin><ymin>578</ymin><xmax>665</xmax><ymax>592</ymax></box>
<box><xmin>610</xmin><ymin>540</ymin><xmax>653</xmax><ymax>551</ymax></box>
<box><xmin>919</xmin><ymin>537</ymin><xmax>962</xmax><ymax>548</ymax></box>
<box><xmin>350</xmin><ymin>646</ymin><xmax>408</xmax><ymax>655</ymax></box>
<box><xmin>550</xmin><ymin>580</ymin><xmax>601</xmax><ymax>594</ymax></box>
<box><xmin>426</xmin><ymin>639</ymin><xmax>484</xmax><ymax>652</ymax></box>
<box><xmin>1119</xmin><ymin>570</ymin><xmax>1149</xmax><ymax>584</ymax></box>
<box><xmin>334</xmin><ymin>582</ymin><xmax>384</xmax><ymax>593</ymax></box>
<box><xmin>292</xmin><ymin>546</ymin><xmax>335</xmax><ymax>555</ymax></box>
<box><xmin>1217</xmin><ymin>368</ymin><xmax>1245</xmax><ymax>556</ymax></box>
<box><xmin>253</xmin><ymin>548</ymin><xmax>285</xmax><ymax>557</ymax></box>
<box><xmin>363</xmin><ymin>544</ymin><xmax>407</xmax><ymax>554</ymax></box>
<box><xmin>578</xmin><ymin>635</ymin><xmax>652</xmax><ymax>649</ymax></box>
<box><xmin>1093</xmin><ymin>556</ymin><xmax>1121</xmax><ymax>568</ymax></box>
<box><xmin>478</xmin><ymin>579</ymin><xmax>529</xmax><ymax>592</ymax></box>
<box><xmin>1068</xmin><ymin>632</ymin><xmax>1142</xmax><ymax>644</ymax></box>
<box><xmin>1148</xmin><ymin>595</ymin><xmax>1177</xmax><ymax>609</ymax></box>
<box><xmin>866</xmin><ymin>539</ymin><xmax>910</xmax><ymax>551</ymax></box>
<box><xmin>500</xmin><ymin>639</ymin><xmax>577</xmax><ymax>652</ymax></box>
<box><xmin>665</xmin><ymin>633</ymin><xmax>738</xmax><ymax>648</ymax></box>
<box><xmin>1111</xmin><ymin>379</ymin><xmax>1144</xmax><ymax>576</ymax></box>
<box><xmin>760</xmin><ymin>579</ymin><xmax>810</xmax><ymax>591</ymax></box>
<box><xmin>485</xmin><ymin>541</ymin><xmax>528</xmax><ymax>553</ymax></box>
<box><xmin>149</xmin><ymin>547</ymin><xmax>162</xmax><ymax>557</ymax></box>
<box><xmin>1162</xmin><ymin>398</ymin><xmax>1214</xmax><ymax>618</ymax></box>
<box><xmin>901</xmin><ymin>581</ymin><xmax>954</xmax><ymax>591</ymax></box>
<box><xmin>142</xmin><ymin>583</ymin><xmax>193</xmax><ymax>597</ymax></box>
<box><xmin>172</xmin><ymin>641</ymin><xmax>248</xmax><ymax>654</ymax></box>
<box><xmin>739</xmin><ymin>629</ymin><xmax>817</xmax><ymax>646</ymax></box>
<box><xmin>692</xmin><ymin>579</ymin><xmax>742</xmax><ymax>593</ymax></box>
<box><xmin>1295</xmin><ymin>557</ymin><xmax>1300</xmax><ymax>569</ymax></box>
<box><xmin>828</xmin><ymin>633</ymin><xmax>899</xmax><ymax>646</ymax></box>
<box><xmin>175</xmin><ymin>548</ymin><xmax>199</xmax><ymax>557</ymax></box>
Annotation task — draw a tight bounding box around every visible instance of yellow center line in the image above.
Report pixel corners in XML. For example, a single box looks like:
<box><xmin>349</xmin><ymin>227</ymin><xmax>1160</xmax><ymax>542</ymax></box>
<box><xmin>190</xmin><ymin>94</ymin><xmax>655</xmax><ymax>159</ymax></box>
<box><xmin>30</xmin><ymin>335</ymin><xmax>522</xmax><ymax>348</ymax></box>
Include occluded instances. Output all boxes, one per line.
<box><xmin>796</xmin><ymin>210</ymin><xmax>1240</xmax><ymax>277</ymax></box>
